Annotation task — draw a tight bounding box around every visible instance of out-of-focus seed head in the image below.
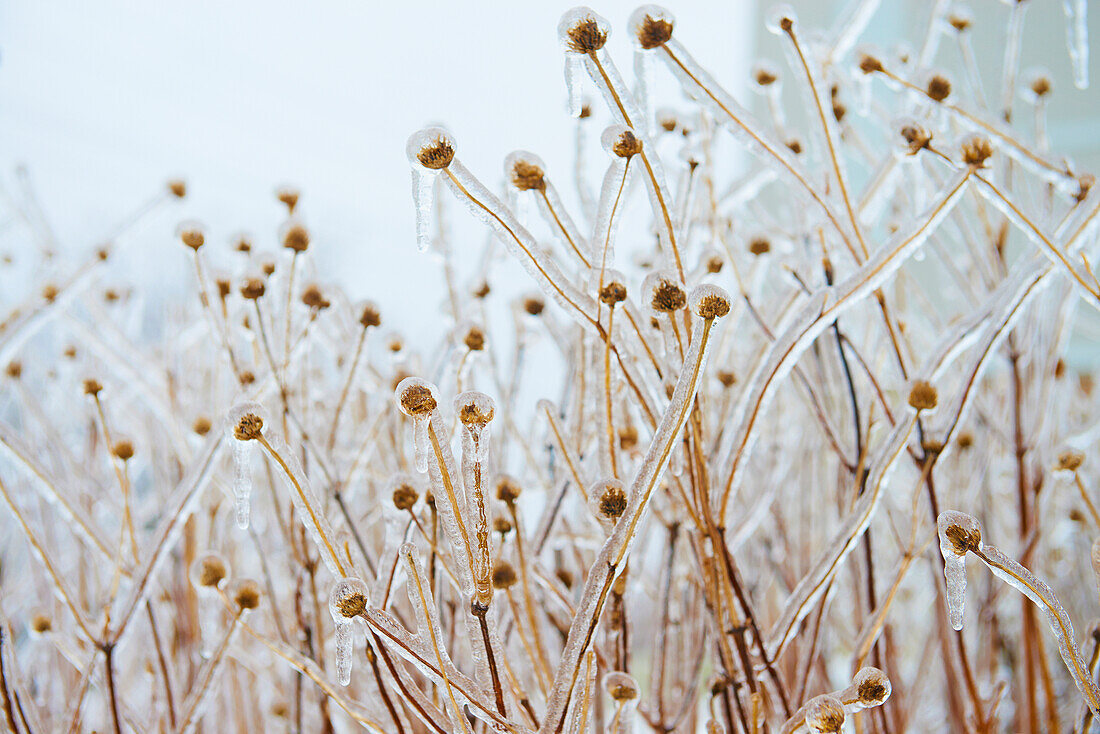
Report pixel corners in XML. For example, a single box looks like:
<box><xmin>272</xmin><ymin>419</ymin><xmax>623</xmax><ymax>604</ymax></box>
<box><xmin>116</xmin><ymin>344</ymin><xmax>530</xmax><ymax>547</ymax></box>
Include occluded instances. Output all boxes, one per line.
<box><xmin>112</xmin><ymin>440</ymin><xmax>134</xmax><ymax>461</ymax></box>
<box><xmin>168</xmin><ymin>179</ymin><xmax>187</xmax><ymax>198</ymax></box>
<box><xmin>926</xmin><ymin>74</ymin><xmax>952</xmax><ymax>102</ymax></box>
<box><xmin>753</xmin><ymin>61</ymin><xmax>779</xmax><ymax>87</ymax></box>
<box><xmin>301</xmin><ymin>284</ymin><xmax>329</xmax><ymax>310</ymax></box>
<box><xmin>462</xmin><ymin>324</ymin><xmax>486</xmax><ymax>352</ymax></box>
<box><xmin>522</xmin><ymin>294</ymin><xmax>545</xmax><ymax>316</ymax></box>
<box><xmin>496</xmin><ymin>475</ymin><xmax>522</xmax><ymax>504</ymax></box>
<box><xmin>277</xmin><ymin>186</ymin><xmax>300</xmax><ymax>214</ymax></box>
<box><xmin>5</xmin><ymin>361</ymin><xmax>21</xmax><ymax>379</ymax></box>
<box><xmin>192</xmin><ymin>416</ymin><xmax>212</xmax><ymax>436</ymax></box>
<box><xmin>178</xmin><ymin>223</ymin><xmax>205</xmax><ymax>251</ymax></box>
<box><xmin>191</xmin><ymin>553</ymin><xmax>229</xmax><ymax>590</ymax></box>
<box><xmin>492</xmin><ymin>561</ymin><xmax>518</xmax><ymax>589</ymax></box>
<box><xmin>233</xmin><ymin>579</ymin><xmax>262</xmax><ymax>610</ymax></box>
<box><xmin>960</xmin><ymin>134</ymin><xmax>994</xmax><ymax>168</ymax></box>
<box><xmin>240</xmin><ymin>276</ymin><xmax>266</xmax><ymax>300</ymax></box>
<box><xmin>493</xmin><ymin>516</ymin><xmax>513</xmax><ymax>535</ymax></box>
<box><xmin>1057</xmin><ymin>449</ymin><xmax>1085</xmax><ymax>472</ymax></box>
<box><xmin>908</xmin><ymin>380</ymin><xmax>938</xmax><ymax>411</ymax></box>
<box><xmin>899</xmin><ymin>120</ymin><xmax>933</xmax><ymax>154</ymax></box>
<box><xmin>30</xmin><ymin>613</ymin><xmax>52</xmax><ymax>635</ymax></box>
<box><xmin>858</xmin><ymin>52</ymin><xmax>884</xmax><ymax>74</ymax></box>
<box><xmin>359</xmin><ymin>301</ymin><xmax>382</xmax><ymax>328</ymax></box>
<box><xmin>604</xmin><ymin>670</ymin><xmax>639</xmax><ymax>701</ymax></box>
<box><xmin>83</xmin><ymin>378</ymin><xmax>103</xmax><ymax>397</ymax></box>
<box><xmin>282</xmin><ymin>222</ymin><xmax>310</xmax><ymax>252</ymax></box>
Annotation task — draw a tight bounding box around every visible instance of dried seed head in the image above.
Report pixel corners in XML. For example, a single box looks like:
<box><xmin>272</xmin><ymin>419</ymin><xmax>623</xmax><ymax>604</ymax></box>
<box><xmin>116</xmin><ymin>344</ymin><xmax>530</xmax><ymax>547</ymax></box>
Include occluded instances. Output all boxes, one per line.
<box><xmin>239</xmin><ymin>370</ymin><xmax>256</xmax><ymax>386</ymax></box>
<box><xmin>234</xmin><ymin>234</ymin><xmax>252</xmax><ymax>253</ymax></box>
<box><xmin>228</xmin><ymin>402</ymin><xmax>267</xmax><ymax>441</ymax></box>
<box><xmin>493</xmin><ymin>516</ymin><xmax>512</xmax><ymax>534</ymax></box>
<box><xmin>630</xmin><ymin>6</ymin><xmax>674</xmax><ymax>50</ymax></box>
<box><xmin>938</xmin><ymin>511</ymin><xmax>982</xmax><ymax>556</ymax></box>
<box><xmin>956</xmin><ymin>431</ymin><xmax>973</xmax><ymax>449</ymax></box>
<box><xmin>604</xmin><ymin>126</ymin><xmax>643</xmax><ymax>159</ymax></box>
<box><xmin>492</xmin><ymin>561</ymin><xmax>518</xmax><ymax>589</ymax></box>
<box><xmin>858</xmin><ymin>53</ymin><xmax>884</xmax><ymax>74</ymax></box>
<box><xmin>1075</xmin><ymin>174</ymin><xmax>1095</xmax><ymax>204</ymax></box>
<box><xmin>579</xmin><ymin>102</ymin><xmax>593</xmax><ymax>119</ymax></box>
<box><xmin>472</xmin><ymin>280</ymin><xmax>491</xmax><ymax>299</ymax></box>
<box><xmin>178</xmin><ymin>224</ymin><xmax>205</xmax><ymax>251</ymax></box>
<box><xmin>496</xmin><ymin>476</ymin><xmax>522</xmax><ymax>504</ymax></box>
<box><xmin>282</xmin><ymin>223</ymin><xmax>310</xmax><ymax>252</ymax></box>
<box><xmin>604</xmin><ymin>671</ymin><xmax>639</xmax><ymax>701</ymax></box>
<box><xmin>691</xmin><ymin>284</ymin><xmax>732</xmax><ymax>320</ymax></box>
<box><xmin>63</xmin><ymin>345</ymin><xmax>77</xmax><ymax>360</ymax></box>
<box><xmin>407</xmin><ymin>127</ymin><xmax>455</xmax><ymax>171</ymax></box>
<box><xmin>192</xmin><ymin>416</ymin><xmax>212</xmax><ymax>436</ymax></box>
<box><xmin>560</xmin><ymin>8</ymin><xmax>609</xmax><ymax>54</ymax></box>
<box><xmin>594</xmin><ymin>479</ymin><xmax>628</xmax><ymax>522</ymax></box>
<box><xmin>618</xmin><ymin>425</ymin><xmax>638</xmax><ymax>450</ymax></box>
<box><xmin>41</xmin><ymin>284</ymin><xmax>59</xmax><ymax>302</ymax></box>
<box><xmin>191</xmin><ymin>553</ymin><xmax>229</xmax><ymax>590</ymax></box>
<box><xmin>506</xmin><ymin>152</ymin><xmax>547</xmax><ymax>192</ymax></box>
<box><xmin>1057</xmin><ymin>450</ymin><xmax>1084</xmax><ymax>472</ymax></box>
<box><xmin>168</xmin><ymin>179</ymin><xmax>187</xmax><ymax>198</ymax></box>
<box><xmin>5</xmin><ymin>361</ymin><xmax>21</xmax><ymax>379</ymax></box>
<box><xmin>706</xmin><ymin>253</ymin><xmax>724</xmax><ymax>273</ymax></box>
<box><xmin>233</xmin><ymin>579</ymin><xmax>262</xmax><ymax>610</ymax></box>
<box><xmin>907</xmin><ymin>380</ymin><xmax>938</xmax><ymax>411</ymax></box>
<box><xmin>30</xmin><ymin>613</ymin><xmax>52</xmax><ymax>635</ymax></box>
<box><xmin>388</xmin><ymin>335</ymin><xmax>404</xmax><ymax>353</ymax></box>
<box><xmin>926</xmin><ymin>74</ymin><xmax>951</xmax><ymax>102</ymax></box>
<box><xmin>555</xmin><ymin>567</ymin><xmax>574</xmax><ymax>588</ymax></box>
<box><xmin>396</xmin><ymin>377</ymin><xmax>438</xmax><ymax>417</ymax></box>
<box><xmin>522</xmin><ymin>295</ymin><xmax>545</xmax><ymax>316</ymax></box>
<box><xmin>657</xmin><ymin>108</ymin><xmax>678</xmax><ymax>132</ymax></box>
<box><xmin>645</xmin><ymin>272</ymin><xmax>687</xmax><ymax>313</ymax></box>
<box><xmin>216</xmin><ymin>277</ymin><xmax>231</xmax><ymax>299</ymax></box>
<box><xmin>83</xmin><ymin>378</ymin><xmax>103</xmax><ymax>396</ymax></box>
<box><xmin>392</xmin><ymin>480</ymin><xmax>419</xmax><ymax>511</ymax></box>
<box><xmin>462</xmin><ymin>325</ymin><xmax>486</xmax><ymax>351</ymax></box>
<box><xmin>948</xmin><ymin>8</ymin><xmax>972</xmax><ymax>32</ymax></box>
<box><xmin>358</xmin><ymin>301</ymin><xmax>382</xmax><ymax>328</ymax></box>
<box><xmin>276</xmin><ymin>187</ymin><xmax>300</xmax><ymax>214</ymax></box>
<box><xmin>112</xmin><ymin>440</ymin><xmax>134</xmax><ymax>461</ymax></box>
<box><xmin>301</xmin><ymin>284</ymin><xmax>329</xmax><ymax>310</ymax></box>
<box><xmin>785</xmin><ymin>138</ymin><xmax>803</xmax><ymax>155</ymax></box>
<box><xmin>329</xmin><ymin>577</ymin><xmax>370</xmax><ymax>621</ymax></box>
<box><xmin>240</xmin><ymin>276</ymin><xmax>266</xmax><ymax>300</ymax></box>
<box><xmin>456</xmin><ymin>391</ymin><xmax>496</xmax><ymax>428</ymax></box>
<box><xmin>804</xmin><ymin>694</ymin><xmax>845</xmax><ymax>732</ymax></box>
<box><xmin>853</xmin><ymin>667</ymin><xmax>891</xmax><ymax>707</ymax></box>
<box><xmin>748</xmin><ymin>236</ymin><xmax>771</xmax><ymax>255</ymax></box>
<box><xmin>1029</xmin><ymin>74</ymin><xmax>1051</xmax><ymax>98</ymax></box>
<box><xmin>752</xmin><ymin>62</ymin><xmax>779</xmax><ymax>86</ymax></box>
<box><xmin>717</xmin><ymin>370</ymin><xmax>736</xmax><ymax>388</ymax></box>
<box><xmin>960</xmin><ymin>135</ymin><xmax>993</xmax><ymax>168</ymax></box>
<box><xmin>900</xmin><ymin>121</ymin><xmax>932</xmax><ymax>154</ymax></box>
<box><xmin>599</xmin><ymin>280</ymin><xmax>628</xmax><ymax>305</ymax></box>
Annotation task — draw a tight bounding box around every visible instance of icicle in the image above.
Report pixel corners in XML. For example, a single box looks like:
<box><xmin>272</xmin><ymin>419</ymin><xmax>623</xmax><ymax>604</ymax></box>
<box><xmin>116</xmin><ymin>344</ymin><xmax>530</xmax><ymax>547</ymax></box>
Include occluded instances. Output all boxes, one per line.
<box><xmin>455</xmin><ymin>391</ymin><xmax>496</xmax><ymax>606</ymax></box>
<box><xmin>565</xmin><ymin>54</ymin><xmax>584</xmax><ymax>118</ymax></box>
<box><xmin>1065</xmin><ymin>0</ymin><xmax>1089</xmax><ymax>89</ymax></box>
<box><xmin>634</xmin><ymin>48</ymin><xmax>654</xmax><ymax>137</ymax></box>
<box><xmin>226</xmin><ymin>402</ymin><xmax>267</xmax><ymax>529</ymax></box>
<box><xmin>329</xmin><ymin>577</ymin><xmax>370</xmax><ymax>686</ymax></box>
<box><xmin>628</xmin><ymin>6</ymin><xmax>674</xmax><ymax>138</ymax></box>
<box><xmin>406</xmin><ymin>128</ymin><xmax>455</xmax><ymax>253</ymax></box>
<box><xmin>413</xmin><ymin>417</ymin><xmax>429</xmax><ymax>473</ymax></box>
<box><xmin>937</xmin><ymin>510</ymin><xmax>980</xmax><ymax>630</ymax></box>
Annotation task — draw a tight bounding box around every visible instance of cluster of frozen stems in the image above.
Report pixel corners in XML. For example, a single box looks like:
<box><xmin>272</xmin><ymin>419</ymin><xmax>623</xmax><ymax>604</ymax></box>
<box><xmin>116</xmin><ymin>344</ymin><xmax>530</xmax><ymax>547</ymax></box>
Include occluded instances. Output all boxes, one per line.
<box><xmin>0</xmin><ymin>1</ymin><xmax>1099</xmax><ymax>732</ymax></box>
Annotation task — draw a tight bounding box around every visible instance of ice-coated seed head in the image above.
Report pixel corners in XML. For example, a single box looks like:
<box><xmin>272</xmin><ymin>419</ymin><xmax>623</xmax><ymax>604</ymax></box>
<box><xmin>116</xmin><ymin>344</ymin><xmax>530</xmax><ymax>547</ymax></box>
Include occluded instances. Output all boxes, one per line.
<box><xmin>329</xmin><ymin>577</ymin><xmax>370</xmax><ymax>621</ymax></box>
<box><xmin>390</xmin><ymin>474</ymin><xmax>420</xmax><ymax>511</ymax></box>
<box><xmin>603</xmin><ymin>670</ymin><xmax>639</xmax><ymax>701</ymax></box>
<box><xmin>190</xmin><ymin>552</ymin><xmax>230</xmax><ymax>591</ymax></box>
<box><xmin>591</xmin><ymin>478</ymin><xmax>628</xmax><ymax>525</ymax></box>
<box><xmin>804</xmin><ymin>694</ymin><xmax>845</xmax><ymax>732</ymax></box>
<box><xmin>505</xmin><ymin>151</ymin><xmax>547</xmax><ymax>192</ymax></box>
<box><xmin>938</xmin><ymin>510</ymin><xmax>982</xmax><ymax>556</ymax></box>
<box><xmin>1057</xmin><ymin>449</ymin><xmax>1084</xmax><ymax>472</ymax></box>
<box><xmin>395</xmin><ymin>376</ymin><xmax>438</xmax><ymax>417</ymax></box>
<box><xmin>853</xmin><ymin>667</ymin><xmax>891</xmax><ymax>707</ymax></box>
<box><xmin>455</xmin><ymin>391</ymin><xmax>496</xmax><ymax>428</ymax></box>
<box><xmin>960</xmin><ymin>134</ymin><xmax>993</xmax><ymax>168</ymax></box>
<box><xmin>602</xmin><ymin>125</ymin><xmax>644</xmax><ymax>159</ymax></box>
<box><xmin>907</xmin><ymin>380</ymin><xmax>938</xmax><ymax>411</ymax></box>
<box><xmin>233</xmin><ymin>579</ymin><xmax>262</xmax><ymax>610</ymax></box>
<box><xmin>629</xmin><ymin>5</ymin><xmax>674</xmax><ymax>49</ymax></box>
<box><xmin>227</xmin><ymin>401</ymin><xmax>268</xmax><ymax>442</ymax></box>
<box><xmin>407</xmin><ymin>127</ymin><xmax>455</xmax><ymax>171</ymax></box>
<box><xmin>559</xmin><ymin>7</ymin><xmax>610</xmax><ymax>54</ymax></box>
<box><xmin>690</xmin><ymin>284</ymin><xmax>732</xmax><ymax>320</ymax></box>
<box><xmin>765</xmin><ymin>4</ymin><xmax>798</xmax><ymax>35</ymax></box>
<box><xmin>752</xmin><ymin>61</ymin><xmax>780</xmax><ymax>87</ymax></box>
<box><xmin>644</xmin><ymin>271</ymin><xmax>687</xmax><ymax>313</ymax></box>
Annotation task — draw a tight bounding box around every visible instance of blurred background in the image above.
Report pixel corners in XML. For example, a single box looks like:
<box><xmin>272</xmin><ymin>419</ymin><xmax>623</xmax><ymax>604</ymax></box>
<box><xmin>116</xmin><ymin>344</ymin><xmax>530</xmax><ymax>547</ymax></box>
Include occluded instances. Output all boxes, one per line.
<box><xmin>1</xmin><ymin>0</ymin><xmax>1096</xmax><ymax>344</ymax></box>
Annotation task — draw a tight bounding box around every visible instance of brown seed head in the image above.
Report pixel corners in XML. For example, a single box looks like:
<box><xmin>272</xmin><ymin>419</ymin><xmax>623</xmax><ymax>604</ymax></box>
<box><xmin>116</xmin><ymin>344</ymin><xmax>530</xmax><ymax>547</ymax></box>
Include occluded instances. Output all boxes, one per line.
<box><xmin>510</xmin><ymin>160</ymin><xmax>546</xmax><ymax>192</ymax></box>
<box><xmin>112</xmin><ymin>440</ymin><xmax>134</xmax><ymax>461</ymax></box>
<box><xmin>240</xmin><ymin>277</ymin><xmax>266</xmax><ymax>300</ymax></box>
<box><xmin>651</xmin><ymin>280</ymin><xmax>686</xmax><ymax>313</ymax></box>
<box><xmin>717</xmin><ymin>370</ymin><xmax>736</xmax><ymax>388</ymax></box>
<box><xmin>565</xmin><ymin>16</ymin><xmax>608</xmax><ymax>53</ymax></box>
<box><xmin>612</xmin><ymin>129</ymin><xmax>643</xmax><ymax>159</ymax></box>
<box><xmin>216</xmin><ymin>278</ymin><xmax>231</xmax><ymax>299</ymax></box>
<box><xmin>31</xmin><ymin>614</ymin><xmax>52</xmax><ymax>634</ymax></box>
<box><xmin>926</xmin><ymin>75</ymin><xmax>951</xmax><ymax>102</ymax></box>
<box><xmin>233</xmin><ymin>580</ymin><xmax>262</xmax><ymax>610</ymax></box>
<box><xmin>168</xmin><ymin>179</ymin><xmax>187</xmax><ymax>198</ymax></box>
<box><xmin>399</xmin><ymin>384</ymin><xmax>437</xmax><ymax>416</ymax></box>
<box><xmin>492</xmin><ymin>561</ymin><xmax>518</xmax><ymax>589</ymax></box>
<box><xmin>392</xmin><ymin>483</ymin><xmax>419</xmax><ymax>511</ymax></box>
<box><xmin>754</xmin><ymin>67</ymin><xmax>778</xmax><ymax>86</ymax></box>
<box><xmin>523</xmin><ymin>296</ymin><xmax>545</xmax><ymax>316</ymax></box>
<box><xmin>1075</xmin><ymin>174</ymin><xmax>1095</xmax><ymax>204</ymax></box>
<box><xmin>180</xmin><ymin>228</ymin><xmax>205</xmax><ymax>251</ymax></box>
<box><xmin>496</xmin><ymin>477</ymin><xmax>521</xmax><ymax>504</ymax></box>
<box><xmin>706</xmin><ymin>254</ymin><xmax>724</xmax><ymax>273</ymax></box>
<box><xmin>948</xmin><ymin>13</ymin><xmax>971</xmax><ymax>31</ymax></box>
<box><xmin>805</xmin><ymin>696</ymin><xmax>845</xmax><ymax>732</ymax></box>
<box><xmin>358</xmin><ymin>303</ymin><xmax>381</xmax><ymax>328</ymax></box>
<box><xmin>458</xmin><ymin>402</ymin><xmax>494</xmax><ymax>428</ymax></box>
<box><xmin>579</xmin><ymin>103</ymin><xmax>593</xmax><ymax>119</ymax></box>
<box><xmin>618</xmin><ymin>425</ymin><xmax>638</xmax><ymax>450</ymax></box>
<box><xmin>463</xmin><ymin>326</ymin><xmax>485</xmax><ymax>352</ymax></box>
<box><xmin>943</xmin><ymin>522</ymin><xmax>981</xmax><ymax>556</ymax></box>
<box><xmin>960</xmin><ymin>136</ymin><xmax>993</xmax><ymax>168</ymax></box>
<box><xmin>234</xmin><ymin>413</ymin><xmax>264</xmax><ymax>441</ymax></box>
<box><xmin>956</xmin><ymin>431</ymin><xmax>973</xmax><ymax>450</ymax></box>
<box><xmin>473</xmin><ymin>280</ymin><xmax>491</xmax><ymax>299</ymax></box>
<box><xmin>555</xmin><ymin>568</ymin><xmax>574</xmax><ymax>588</ymax></box>
<box><xmin>1029</xmin><ymin>76</ymin><xmax>1051</xmax><ymax>98</ymax></box>
<box><xmin>786</xmin><ymin>139</ymin><xmax>803</xmax><ymax>155</ymax></box>
<box><xmin>282</xmin><ymin>224</ymin><xmax>310</xmax><ymax>252</ymax></box>
<box><xmin>239</xmin><ymin>370</ymin><xmax>256</xmax><ymax>386</ymax></box>
<box><xmin>599</xmin><ymin>281</ymin><xmax>628</xmax><ymax>305</ymax></box>
<box><xmin>301</xmin><ymin>284</ymin><xmax>328</xmax><ymax>310</ymax></box>
<box><xmin>337</xmin><ymin>592</ymin><xmax>368</xmax><ymax>618</ymax></box>
<box><xmin>907</xmin><ymin>380</ymin><xmax>938</xmax><ymax>411</ymax></box>
<box><xmin>858</xmin><ymin>54</ymin><xmax>884</xmax><ymax>74</ymax></box>
<box><xmin>695</xmin><ymin>291</ymin><xmax>731</xmax><ymax>319</ymax></box>
<box><xmin>416</xmin><ymin>136</ymin><xmax>455</xmax><ymax>170</ymax></box>
<box><xmin>493</xmin><ymin>516</ymin><xmax>512</xmax><ymax>534</ymax></box>
<box><xmin>858</xmin><ymin>678</ymin><xmax>889</xmax><ymax>705</ymax></box>
<box><xmin>198</xmin><ymin>556</ymin><xmax>227</xmax><ymax>588</ymax></box>
<box><xmin>63</xmin><ymin>345</ymin><xmax>77</xmax><ymax>360</ymax></box>
<box><xmin>5</xmin><ymin>361</ymin><xmax>21</xmax><ymax>379</ymax></box>
<box><xmin>192</xmin><ymin>416</ymin><xmax>212</xmax><ymax>436</ymax></box>
<box><xmin>598</xmin><ymin>484</ymin><xmax>628</xmax><ymax>521</ymax></box>
<box><xmin>42</xmin><ymin>284</ymin><xmax>59</xmax><ymax>302</ymax></box>
<box><xmin>1058</xmin><ymin>450</ymin><xmax>1085</xmax><ymax>472</ymax></box>
<box><xmin>277</xmin><ymin>187</ymin><xmax>300</xmax><ymax>213</ymax></box>
<box><xmin>235</xmin><ymin>235</ymin><xmax>252</xmax><ymax>253</ymax></box>
<box><xmin>608</xmin><ymin>680</ymin><xmax>638</xmax><ymax>701</ymax></box>
<box><xmin>83</xmin><ymin>378</ymin><xmax>103</xmax><ymax>396</ymax></box>
<box><xmin>749</xmin><ymin>236</ymin><xmax>771</xmax><ymax>255</ymax></box>
<box><xmin>900</xmin><ymin>123</ymin><xmax>932</xmax><ymax>154</ymax></box>
<box><xmin>636</xmin><ymin>14</ymin><xmax>673</xmax><ymax>49</ymax></box>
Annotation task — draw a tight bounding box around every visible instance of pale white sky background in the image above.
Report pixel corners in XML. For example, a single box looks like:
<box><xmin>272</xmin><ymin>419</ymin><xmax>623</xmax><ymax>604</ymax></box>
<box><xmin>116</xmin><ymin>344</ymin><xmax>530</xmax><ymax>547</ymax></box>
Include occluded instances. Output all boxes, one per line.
<box><xmin>0</xmin><ymin>0</ymin><xmax>752</xmax><ymax>344</ymax></box>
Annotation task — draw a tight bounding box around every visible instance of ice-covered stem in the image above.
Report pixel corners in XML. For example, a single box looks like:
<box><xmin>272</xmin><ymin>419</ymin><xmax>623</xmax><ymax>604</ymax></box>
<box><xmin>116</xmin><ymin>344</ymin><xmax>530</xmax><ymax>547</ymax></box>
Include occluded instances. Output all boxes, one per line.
<box><xmin>505</xmin><ymin>151</ymin><xmax>591</xmax><ymax>269</ymax></box>
<box><xmin>539</xmin><ymin>285</ymin><xmax>728</xmax><ymax>734</ymax></box>
<box><xmin>455</xmin><ymin>391</ymin><xmax>496</xmax><ymax>606</ymax></box>
<box><xmin>408</xmin><ymin>128</ymin><xmax>599</xmax><ymax>330</ymax></box>
<box><xmin>395</xmin><ymin>378</ymin><xmax>476</xmax><ymax>592</ymax></box>
<box><xmin>936</xmin><ymin>510</ymin><xmax>1100</xmax><ymax>715</ymax></box>
<box><xmin>561</xmin><ymin>8</ymin><xmax>684</xmax><ymax>282</ymax></box>
<box><xmin>328</xmin><ymin>577</ymin><xmax>370</xmax><ymax>686</ymax></box>
<box><xmin>593</xmin><ymin>129</ymin><xmax>637</xmax><ymax>292</ymax></box>
<box><xmin>1064</xmin><ymin>0</ymin><xmax>1089</xmax><ymax>89</ymax></box>
<box><xmin>327</xmin><ymin>301</ymin><xmax>381</xmax><ymax>452</ymax></box>
<box><xmin>229</xmin><ymin>402</ymin><xmax>348</xmax><ymax>578</ymax></box>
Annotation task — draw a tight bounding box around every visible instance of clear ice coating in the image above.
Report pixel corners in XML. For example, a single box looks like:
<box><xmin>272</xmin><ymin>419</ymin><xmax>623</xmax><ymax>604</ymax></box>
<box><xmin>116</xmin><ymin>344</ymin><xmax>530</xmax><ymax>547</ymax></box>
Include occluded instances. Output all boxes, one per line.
<box><xmin>413</xmin><ymin>417</ymin><xmax>430</xmax><ymax>473</ymax></box>
<box><xmin>226</xmin><ymin>401</ymin><xmax>267</xmax><ymax>529</ymax></box>
<box><xmin>937</xmin><ymin>510</ymin><xmax>980</xmax><ymax>631</ymax></box>
<box><xmin>411</xmin><ymin>167</ymin><xmax>435</xmax><ymax>253</ymax></box>
<box><xmin>328</xmin><ymin>577</ymin><xmax>370</xmax><ymax>686</ymax></box>
<box><xmin>1064</xmin><ymin>0</ymin><xmax>1089</xmax><ymax>89</ymax></box>
<box><xmin>565</xmin><ymin>53</ymin><xmax>584</xmax><ymax>118</ymax></box>
<box><xmin>406</xmin><ymin>127</ymin><xmax>455</xmax><ymax>253</ymax></box>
